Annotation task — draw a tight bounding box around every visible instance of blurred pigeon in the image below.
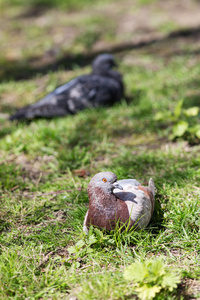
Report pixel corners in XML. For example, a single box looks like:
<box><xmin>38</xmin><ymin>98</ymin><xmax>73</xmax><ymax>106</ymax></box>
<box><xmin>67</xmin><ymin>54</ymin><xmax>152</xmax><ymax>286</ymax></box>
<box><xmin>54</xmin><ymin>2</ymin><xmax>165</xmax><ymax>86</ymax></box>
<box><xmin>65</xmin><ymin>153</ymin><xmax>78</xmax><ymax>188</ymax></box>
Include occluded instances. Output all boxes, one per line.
<box><xmin>9</xmin><ymin>54</ymin><xmax>124</xmax><ymax>120</ymax></box>
<box><xmin>83</xmin><ymin>172</ymin><xmax>155</xmax><ymax>234</ymax></box>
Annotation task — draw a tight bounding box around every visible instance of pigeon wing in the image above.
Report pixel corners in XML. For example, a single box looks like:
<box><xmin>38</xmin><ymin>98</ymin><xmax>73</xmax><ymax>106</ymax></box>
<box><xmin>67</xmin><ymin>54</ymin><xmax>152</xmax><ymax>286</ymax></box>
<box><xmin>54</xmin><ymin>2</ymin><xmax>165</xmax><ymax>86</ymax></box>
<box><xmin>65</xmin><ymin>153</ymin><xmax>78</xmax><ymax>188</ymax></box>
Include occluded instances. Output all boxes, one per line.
<box><xmin>10</xmin><ymin>74</ymin><xmax>122</xmax><ymax>120</ymax></box>
<box><xmin>9</xmin><ymin>78</ymin><xmax>78</xmax><ymax>120</ymax></box>
<box><xmin>113</xmin><ymin>179</ymin><xmax>154</xmax><ymax>229</ymax></box>
<box><xmin>65</xmin><ymin>74</ymin><xmax>122</xmax><ymax>113</ymax></box>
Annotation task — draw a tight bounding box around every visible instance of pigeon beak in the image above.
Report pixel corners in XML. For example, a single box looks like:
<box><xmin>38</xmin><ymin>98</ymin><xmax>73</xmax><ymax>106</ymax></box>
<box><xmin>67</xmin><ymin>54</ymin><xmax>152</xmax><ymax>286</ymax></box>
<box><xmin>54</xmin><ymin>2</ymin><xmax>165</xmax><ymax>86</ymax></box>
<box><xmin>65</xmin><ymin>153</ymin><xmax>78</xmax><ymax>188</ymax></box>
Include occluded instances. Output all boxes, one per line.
<box><xmin>112</xmin><ymin>182</ymin><xmax>123</xmax><ymax>190</ymax></box>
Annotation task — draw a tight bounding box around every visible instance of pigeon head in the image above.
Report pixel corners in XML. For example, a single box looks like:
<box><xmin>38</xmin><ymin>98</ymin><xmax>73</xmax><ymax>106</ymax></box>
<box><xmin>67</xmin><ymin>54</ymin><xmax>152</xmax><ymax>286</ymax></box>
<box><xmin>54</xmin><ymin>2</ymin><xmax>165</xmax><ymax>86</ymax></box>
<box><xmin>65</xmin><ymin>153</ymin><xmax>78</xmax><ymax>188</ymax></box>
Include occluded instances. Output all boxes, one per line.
<box><xmin>92</xmin><ymin>54</ymin><xmax>116</xmax><ymax>75</ymax></box>
<box><xmin>88</xmin><ymin>171</ymin><xmax>123</xmax><ymax>195</ymax></box>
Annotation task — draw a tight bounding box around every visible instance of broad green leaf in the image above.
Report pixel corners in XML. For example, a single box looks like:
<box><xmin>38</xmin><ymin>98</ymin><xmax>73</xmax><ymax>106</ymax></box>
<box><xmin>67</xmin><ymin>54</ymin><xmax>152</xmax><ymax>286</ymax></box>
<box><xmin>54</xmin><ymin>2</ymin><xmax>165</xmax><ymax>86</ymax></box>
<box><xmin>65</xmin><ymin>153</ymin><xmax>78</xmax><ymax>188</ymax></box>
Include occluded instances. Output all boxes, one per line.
<box><xmin>136</xmin><ymin>284</ymin><xmax>161</xmax><ymax>300</ymax></box>
<box><xmin>94</xmin><ymin>228</ymin><xmax>104</xmax><ymax>239</ymax></box>
<box><xmin>68</xmin><ymin>240</ymin><xmax>85</xmax><ymax>254</ymax></box>
<box><xmin>174</xmin><ymin>99</ymin><xmax>183</xmax><ymax>118</ymax></box>
<box><xmin>124</xmin><ymin>261</ymin><xmax>148</xmax><ymax>282</ymax></box>
<box><xmin>161</xmin><ymin>272</ymin><xmax>180</xmax><ymax>291</ymax></box>
<box><xmin>88</xmin><ymin>234</ymin><xmax>97</xmax><ymax>245</ymax></box>
<box><xmin>183</xmin><ymin>107</ymin><xmax>199</xmax><ymax>117</ymax></box>
<box><xmin>124</xmin><ymin>258</ymin><xmax>181</xmax><ymax>299</ymax></box>
<box><xmin>172</xmin><ymin>121</ymin><xmax>188</xmax><ymax>137</ymax></box>
<box><xmin>75</xmin><ymin>239</ymin><xmax>85</xmax><ymax>249</ymax></box>
<box><xmin>86</xmin><ymin>248</ymin><xmax>94</xmax><ymax>254</ymax></box>
<box><xmin>88</xmin><ymin>225</ymin><xmax>94</xmax><ymax>235</ymax></box>
<box><xmin>107</xmin><ymin>238</ymin><xmax>115</xmax><ymax>245</ymax></box>
<box><xmin>68</xmin><ymin>246</ymin><xmax>76</xmax><ymax>254</ymax></box>
<box><xmin>154</xmin><ymin>112</ymin><xmax>167</xmax><ymax>121</ymax></box>
<box><xmin>148</xmin><ymin>258</ymin><xmax>165</xmax><ymax>280</ymax></box>
<box><xmin>154</xmin><ymin>111</ymin><xmax>172</xmax><ymax>121</ymax></box>
<box><xmin>195</xmin><ymin>129</ymin><xmax>200</xmax><ymax>139</ymax></box>
<box><xmin>72</xmin><ymin>261</ymin><xmax>80</xmax><ymax>269</ymax></box>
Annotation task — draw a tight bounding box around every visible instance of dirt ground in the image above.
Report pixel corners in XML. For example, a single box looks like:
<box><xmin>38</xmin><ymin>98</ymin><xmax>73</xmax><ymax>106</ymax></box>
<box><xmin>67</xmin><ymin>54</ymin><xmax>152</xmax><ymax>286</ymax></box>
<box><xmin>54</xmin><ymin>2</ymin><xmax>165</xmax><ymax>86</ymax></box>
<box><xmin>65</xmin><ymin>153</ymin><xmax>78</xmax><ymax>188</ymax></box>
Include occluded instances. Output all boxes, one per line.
<box><xmin>1</xmin><ymin>0</ymin><xmax>200</xmax><ymax>77</ymax></box>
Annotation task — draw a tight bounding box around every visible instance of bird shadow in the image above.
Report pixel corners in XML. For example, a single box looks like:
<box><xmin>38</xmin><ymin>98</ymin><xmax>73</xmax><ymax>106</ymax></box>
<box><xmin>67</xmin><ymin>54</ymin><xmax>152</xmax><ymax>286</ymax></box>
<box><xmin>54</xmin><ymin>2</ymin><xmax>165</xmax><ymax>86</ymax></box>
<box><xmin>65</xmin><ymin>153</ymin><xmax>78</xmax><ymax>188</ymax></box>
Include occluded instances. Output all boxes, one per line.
<box><xmin>1</xmin><ymin>25</ymin><xmax>200</xmax><ymax>81</ymax></box>
<box><xmin>149</xmin><ymin>193</ymin><xmax>165</xmax><ymax>233</ymax></box>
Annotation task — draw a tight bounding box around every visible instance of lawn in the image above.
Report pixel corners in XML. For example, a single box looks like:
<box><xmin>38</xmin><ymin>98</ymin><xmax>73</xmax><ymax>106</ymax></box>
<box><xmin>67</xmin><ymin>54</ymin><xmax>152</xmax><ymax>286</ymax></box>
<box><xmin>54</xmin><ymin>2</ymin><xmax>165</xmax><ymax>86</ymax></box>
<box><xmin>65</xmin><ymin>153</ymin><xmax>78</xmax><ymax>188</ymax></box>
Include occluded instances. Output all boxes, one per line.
<box><xmin>0</xmin><ymin>0</ymin><xmax>200</xmax><ymax>299</ymax></box>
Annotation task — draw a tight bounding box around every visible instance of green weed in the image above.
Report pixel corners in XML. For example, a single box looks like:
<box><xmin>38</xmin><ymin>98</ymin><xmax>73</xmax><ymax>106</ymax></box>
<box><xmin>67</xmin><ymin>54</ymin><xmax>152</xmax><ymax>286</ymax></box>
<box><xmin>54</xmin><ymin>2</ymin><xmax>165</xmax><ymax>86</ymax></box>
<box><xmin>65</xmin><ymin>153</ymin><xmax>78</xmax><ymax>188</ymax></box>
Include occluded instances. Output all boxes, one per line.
<box><xmin>124</xmin><ymin>258</ymin><xmax>181</xmax><ymax>300</ymax></box>
<box><xmin>155</xmin><ymin>99</ymin><xmax>200</xmax><ymax>144</ymax></box>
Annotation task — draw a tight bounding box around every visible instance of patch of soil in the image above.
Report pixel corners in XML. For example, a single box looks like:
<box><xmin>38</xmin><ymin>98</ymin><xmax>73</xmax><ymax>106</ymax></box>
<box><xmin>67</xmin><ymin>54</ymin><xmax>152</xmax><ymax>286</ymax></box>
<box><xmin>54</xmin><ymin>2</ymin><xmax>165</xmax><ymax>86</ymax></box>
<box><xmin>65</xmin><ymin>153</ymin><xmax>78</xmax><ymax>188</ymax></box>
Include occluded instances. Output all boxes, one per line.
<box><xmin>15</xmin><ymin>153</ymin><xmax>58</xmax><ymax>182</ymax></box>
<box><xmin>179</xmin><ymin>278</ymin><xmax>200</xmax><ymax>299</ymax></box>
<box><xmin>1</xmin><ymin>0</ymin><xmax>200</xmax><ymax>81</ymax></box>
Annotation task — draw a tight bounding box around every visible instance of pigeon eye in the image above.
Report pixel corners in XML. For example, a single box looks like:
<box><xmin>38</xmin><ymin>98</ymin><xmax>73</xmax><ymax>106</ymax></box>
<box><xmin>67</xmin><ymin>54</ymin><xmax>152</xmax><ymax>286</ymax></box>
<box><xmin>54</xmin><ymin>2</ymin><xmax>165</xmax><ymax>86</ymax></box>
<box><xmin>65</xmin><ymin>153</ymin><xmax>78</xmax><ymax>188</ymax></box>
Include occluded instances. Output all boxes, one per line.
<box><xmin>102</xmin><ymin>178</ymin><xmax>107</xmax><ymax>182</ymax></box>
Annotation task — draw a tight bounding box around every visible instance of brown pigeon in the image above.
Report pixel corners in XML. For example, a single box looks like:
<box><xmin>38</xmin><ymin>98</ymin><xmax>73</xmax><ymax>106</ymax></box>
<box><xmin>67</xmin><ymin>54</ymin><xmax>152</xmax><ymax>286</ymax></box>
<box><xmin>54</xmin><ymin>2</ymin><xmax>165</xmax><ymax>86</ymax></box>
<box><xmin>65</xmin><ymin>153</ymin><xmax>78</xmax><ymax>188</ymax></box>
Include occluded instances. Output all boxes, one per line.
<box><xmin>83</xmin><ymin>172</ymin><xmax>155</xmax><ymax>234</ymax></box>
<box><xmin>9</xmin><ymin>54</ymin><xmax>124</xmax><ymax>120</ymax></box>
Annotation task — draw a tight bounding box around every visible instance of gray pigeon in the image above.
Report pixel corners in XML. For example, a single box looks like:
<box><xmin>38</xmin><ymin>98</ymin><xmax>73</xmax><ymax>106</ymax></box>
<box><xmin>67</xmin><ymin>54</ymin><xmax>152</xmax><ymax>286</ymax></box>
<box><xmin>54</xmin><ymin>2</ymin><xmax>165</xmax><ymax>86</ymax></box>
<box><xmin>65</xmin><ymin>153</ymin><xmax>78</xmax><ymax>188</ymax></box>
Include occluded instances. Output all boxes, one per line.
<box><xmin>9</xmin><ymin>54</ymin><xmax>124</xmax><ymax>120</ymax></box>
<box><xmin>83</xmin><ymin>172</ymin><xmax>155</xmax><ymax>234</ymax></box>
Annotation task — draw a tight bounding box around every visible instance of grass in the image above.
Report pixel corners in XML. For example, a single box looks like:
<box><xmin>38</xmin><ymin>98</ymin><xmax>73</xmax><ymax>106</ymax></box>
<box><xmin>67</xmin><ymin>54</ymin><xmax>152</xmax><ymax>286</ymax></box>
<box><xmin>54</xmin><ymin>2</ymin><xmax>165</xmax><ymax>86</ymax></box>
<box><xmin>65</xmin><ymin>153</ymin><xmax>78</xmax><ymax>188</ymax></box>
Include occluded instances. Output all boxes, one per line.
<box><xmin>0</xmin><ymin>0</ymin><xmax>110</xmax><ymax>10</ymax></box>
<box><xmin>0</xmin><ymin>0</ymin><xmax>200</xmax><ymax>299</ymax></box>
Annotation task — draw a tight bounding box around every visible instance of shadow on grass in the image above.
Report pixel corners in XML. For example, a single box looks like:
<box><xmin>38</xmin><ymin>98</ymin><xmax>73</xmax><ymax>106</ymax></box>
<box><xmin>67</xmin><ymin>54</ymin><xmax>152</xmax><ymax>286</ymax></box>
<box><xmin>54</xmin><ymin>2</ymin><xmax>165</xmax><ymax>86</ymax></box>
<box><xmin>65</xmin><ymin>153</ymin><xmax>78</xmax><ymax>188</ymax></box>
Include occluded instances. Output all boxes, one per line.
<box><xmin>1</xmin><ymin>25</ymin><xmax>200</xmax><ymax>81</ymax></box>
<box><xmin>0</xmin><ymin>123</ymin><xmax>16</xmax><ymax>139</ymax></box>
<box><xmin>183</xmin><ymin>93</ymin><xmax>200</xmax><ymax>108</ymax></box>
<box><xmin>13</xmin><ymin>0</ymin><xmax>99</xmax><ymax>18</ymax></box>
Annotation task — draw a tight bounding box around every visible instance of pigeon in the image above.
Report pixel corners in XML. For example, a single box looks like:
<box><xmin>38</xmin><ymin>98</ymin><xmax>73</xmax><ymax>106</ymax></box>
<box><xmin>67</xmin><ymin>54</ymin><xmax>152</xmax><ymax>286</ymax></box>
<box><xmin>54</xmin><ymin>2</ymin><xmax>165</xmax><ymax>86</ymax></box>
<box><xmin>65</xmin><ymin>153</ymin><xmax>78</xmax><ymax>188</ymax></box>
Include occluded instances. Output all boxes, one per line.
<box><xmin>83</xmin><ymin>172</ymin><xmax>155</xmax><ymax>234</ymax></box>
<box><xmin>9</xmin><ymin>54</ymin><xmax>124</xmax><ymax>120</ymax></box>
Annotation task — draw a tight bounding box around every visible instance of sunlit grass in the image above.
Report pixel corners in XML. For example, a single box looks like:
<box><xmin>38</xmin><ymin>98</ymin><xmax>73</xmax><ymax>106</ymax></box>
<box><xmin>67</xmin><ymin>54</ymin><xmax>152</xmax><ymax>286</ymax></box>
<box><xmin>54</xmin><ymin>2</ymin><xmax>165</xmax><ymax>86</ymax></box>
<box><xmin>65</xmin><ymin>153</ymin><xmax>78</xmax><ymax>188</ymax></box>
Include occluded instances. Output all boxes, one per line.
<box><xmin>0</xmin><ymin>0</ymin><xmax>200</xmax><ymax>299</ymax></box>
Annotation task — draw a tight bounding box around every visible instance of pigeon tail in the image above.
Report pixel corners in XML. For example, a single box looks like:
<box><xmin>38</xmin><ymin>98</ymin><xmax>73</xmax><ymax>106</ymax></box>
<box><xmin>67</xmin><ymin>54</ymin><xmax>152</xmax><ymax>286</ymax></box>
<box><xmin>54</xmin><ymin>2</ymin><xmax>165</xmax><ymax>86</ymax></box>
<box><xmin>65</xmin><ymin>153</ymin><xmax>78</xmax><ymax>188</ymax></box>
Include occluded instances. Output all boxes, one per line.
<box><xmin>148</xmin><ymin>178</ymin><xmax>156</xmax><ymax>197</ymax></box>
<box><xmin>9</xmin><ymin>108</ymin><xmax>28</xmax><ymax>121</ymax></box>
